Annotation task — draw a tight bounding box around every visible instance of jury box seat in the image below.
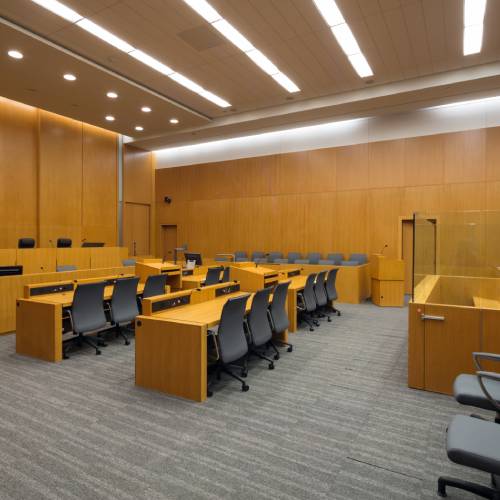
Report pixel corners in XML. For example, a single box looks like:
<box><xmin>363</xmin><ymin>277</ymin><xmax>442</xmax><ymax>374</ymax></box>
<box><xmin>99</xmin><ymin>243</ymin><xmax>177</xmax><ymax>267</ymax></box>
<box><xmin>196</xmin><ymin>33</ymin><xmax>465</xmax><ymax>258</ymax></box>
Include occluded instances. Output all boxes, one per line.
<box><xmin>454</xmin><ymin>373</ymin><xmax>500</xmax><ymax>412</ymax></box>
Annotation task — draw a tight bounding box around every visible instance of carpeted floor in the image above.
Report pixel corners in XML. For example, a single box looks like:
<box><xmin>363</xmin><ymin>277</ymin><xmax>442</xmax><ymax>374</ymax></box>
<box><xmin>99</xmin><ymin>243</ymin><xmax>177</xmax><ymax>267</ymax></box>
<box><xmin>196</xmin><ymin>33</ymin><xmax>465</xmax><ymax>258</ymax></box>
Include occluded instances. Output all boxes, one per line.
<box><xmin>0</xmin><ymin>302</ymin><xmax>491</xmax><ymax>499</ymax></box>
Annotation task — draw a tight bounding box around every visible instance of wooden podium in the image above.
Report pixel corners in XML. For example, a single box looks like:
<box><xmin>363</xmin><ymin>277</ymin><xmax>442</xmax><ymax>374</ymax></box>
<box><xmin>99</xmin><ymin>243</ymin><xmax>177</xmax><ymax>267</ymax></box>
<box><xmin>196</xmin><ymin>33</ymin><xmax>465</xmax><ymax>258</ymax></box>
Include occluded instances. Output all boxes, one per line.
<box><xmin>371</xmin><ymin>254</ymin><xmax>405</xmax><ymax>307</ymax></box>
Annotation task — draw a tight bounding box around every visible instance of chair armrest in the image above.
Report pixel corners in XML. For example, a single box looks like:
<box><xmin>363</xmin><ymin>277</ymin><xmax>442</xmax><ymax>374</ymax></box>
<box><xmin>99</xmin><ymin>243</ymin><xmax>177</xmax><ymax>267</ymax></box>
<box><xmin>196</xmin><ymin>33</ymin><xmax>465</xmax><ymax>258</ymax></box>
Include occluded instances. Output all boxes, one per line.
<box><xmin>473</xmin><ymin>352</ymin><xmax>500</xmax><ymax>371</ymax></box>
<box><xmin>477</xmin><ymin>371</ymin><xmax>500</xmax><ymax>412</ymax></box>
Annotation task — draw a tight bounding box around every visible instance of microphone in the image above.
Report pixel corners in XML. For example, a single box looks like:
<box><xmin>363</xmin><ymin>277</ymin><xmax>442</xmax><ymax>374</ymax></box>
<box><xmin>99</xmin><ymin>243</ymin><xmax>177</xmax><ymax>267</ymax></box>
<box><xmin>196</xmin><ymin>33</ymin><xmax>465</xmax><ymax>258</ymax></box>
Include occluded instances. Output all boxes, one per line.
<box><xmin>380</xmin><ymin>244</ymin><xmax>388</xmax><ymax>255</ymax></box>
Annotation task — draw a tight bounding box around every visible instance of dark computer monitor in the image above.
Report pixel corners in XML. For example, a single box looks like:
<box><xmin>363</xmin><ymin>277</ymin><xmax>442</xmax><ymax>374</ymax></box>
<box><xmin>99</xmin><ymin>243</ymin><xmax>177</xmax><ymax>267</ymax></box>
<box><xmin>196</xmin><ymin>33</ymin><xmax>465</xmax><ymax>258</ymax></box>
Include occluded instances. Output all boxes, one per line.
<box><xmin>0</xmin><ymin>265</ymin><xmax>23</xmax><ymax>276</ymax></box>
<box><xmin>81</xmin><ymin>242</ymin><xmax>105</xmax><ymax>247</ymax></box>
<box><xmin>184</xmin><ymin>252</ymin><xmax>202</xmax><ymax>266</ymax></box>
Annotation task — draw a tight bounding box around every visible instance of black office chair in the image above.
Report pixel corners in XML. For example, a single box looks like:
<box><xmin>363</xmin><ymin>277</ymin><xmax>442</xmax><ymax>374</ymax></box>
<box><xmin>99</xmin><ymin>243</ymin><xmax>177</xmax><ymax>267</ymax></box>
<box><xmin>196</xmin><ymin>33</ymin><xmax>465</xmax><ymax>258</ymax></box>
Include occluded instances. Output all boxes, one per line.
<box><xmin>66</xmin><ymin>282</ymin><xmax>107</xmax><ymax>357</ymax></box>
<box><xmin>221</xmin><ymin>266</ymin><xmax>230</xmax><ymax>282</ymax></box>
<box><xmin>314</xmin><ymin>271</ymin><xmax>331</xmax><ymax>322</ymax></box>
<box><xmin>205</xmin><ymin>266</ymin><xmax>223</xmax><ymax>286</ymax></box>
<box><xmin>18</xmin><ymin>238</ymin><xmax>35</xmax><ymax>248</ymax></box>
<box><xmin>143</xmin><ymin>274</ymin><xmax>167</xmax><ymax>298</ymax></box>
<box><xmin>57</xmin><ymin>238</ymin><xmax>72</xmax><ymax>248</ymax></box>
<box><xmin>108</xmin><ymin>277</ymin><xmax>139</xmax><ymax>345</ymax></box>
<box><xmin>297</xmin><ymin>274</ymin><xmax>319</xmax><ymax>331</ymax></box>
<box><xmin>209</xmin><ymin>294</ymin><xmax>251</xmax><ymax>394</ymax></box>
<box><xmin>245</xmin><ymin>287</ymin><xmax>275</xmax><ymax>370</ymax></box>
<box><xmin>325</xmin><ymin>269</ymin><xmax>341</xmax><ymax>316</ymax></box>
<box><xmin>268</xmin><ymin>281</ymin><xmax>293</xmax><ymax>355</ymax></box>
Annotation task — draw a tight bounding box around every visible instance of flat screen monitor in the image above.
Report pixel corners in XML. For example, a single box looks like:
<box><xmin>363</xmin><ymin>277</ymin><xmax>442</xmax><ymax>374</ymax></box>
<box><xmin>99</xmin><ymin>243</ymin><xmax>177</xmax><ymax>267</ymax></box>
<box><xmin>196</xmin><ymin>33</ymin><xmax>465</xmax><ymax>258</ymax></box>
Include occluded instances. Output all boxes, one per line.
<box><xmin>184</xmin><ymin>252</ymin><xmax>202</xmax><ymax>266</ymax></box>
<box><xmin>0</xmin><ymin>265</ymin><xmax>23</xmax><ymax>276</ymax></box>
<box><xmin>82</xmin><ymin>242</ymin><xmax>105</xmax><ymax>247</ymax></box>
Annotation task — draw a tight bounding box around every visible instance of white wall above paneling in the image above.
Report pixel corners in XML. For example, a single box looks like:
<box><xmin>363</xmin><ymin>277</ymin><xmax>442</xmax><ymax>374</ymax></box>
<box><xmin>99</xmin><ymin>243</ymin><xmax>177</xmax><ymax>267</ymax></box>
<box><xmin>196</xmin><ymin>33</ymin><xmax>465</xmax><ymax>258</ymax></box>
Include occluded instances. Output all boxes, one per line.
<box><xmin>155</xmin><ymin>95</ymin><xmax>500</xmax><ymax>168</ymax></box>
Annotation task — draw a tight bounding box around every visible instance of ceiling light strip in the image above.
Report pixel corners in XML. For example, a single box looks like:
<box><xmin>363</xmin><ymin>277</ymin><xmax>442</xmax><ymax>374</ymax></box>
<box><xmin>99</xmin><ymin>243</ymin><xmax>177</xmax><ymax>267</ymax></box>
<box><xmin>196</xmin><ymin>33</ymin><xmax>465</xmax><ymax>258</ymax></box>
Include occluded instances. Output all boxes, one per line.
<box><xmin>463</xmin><ymin>0</ymin><xmax>487</xmax><ymax>55</ymax></box>
<box><xmin>312</xmin><ymin>0</ymin><xmax>373</xmax><ymax>78</ymax></box>
<box><xmin>183</xmin><ymin>0</ymin><xmax>300</xmax><ymax>93</ymax></box>
<box><xmin>30</xmin><ymin>0</ymin><xmax>231</xmax><ymax>107</ymax></box>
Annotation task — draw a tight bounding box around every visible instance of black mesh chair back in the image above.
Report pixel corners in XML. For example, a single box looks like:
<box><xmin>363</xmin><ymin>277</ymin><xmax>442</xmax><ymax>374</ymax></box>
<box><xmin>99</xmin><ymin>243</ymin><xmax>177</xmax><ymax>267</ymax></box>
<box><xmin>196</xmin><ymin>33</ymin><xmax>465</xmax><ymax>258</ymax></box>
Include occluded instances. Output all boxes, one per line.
<box><xmin>217</xmin><ymin>294</ymin><xmax>250</xmax><ymax>364</ymax></box>
<box><xmin>269</xmin><ymin>281</ymin><xmax>290</xmax><ymax>333</ymax></box>
<box><xmin>143</xmin><ymin>274</ymin><xmax>167</xmax><ymax>298</ymax></box>
<box><xmin>18</xmin><ymin>238</ymin><xmax>35</xmax><ymax>248</ymax></box>
<box><xmin>303</xmin><ymin>274</ymin><xmax>317</xmax><ymax>312</ymax></box>
<box><xmin>325</xmin><ymin>269</ymin><xmax>339</xmax><ymax>301</ymax></box>
<box><xmin>314</xmin><ymin>271</ymin><xmax>328</xmax><ymax>307</ymax></box>
<box><xmin>205</xmin><ymin>266</ymin><xmax>223</xmax><ymax>286</ymax></box>
<box><xmin>248</xmin><ymin>287</ymin><xmax>273</xmax><ymax>347</ymax></box>
<box><xmin>111</xmin><ymin>277</ymin><xmax>139</xmax><ymax>324</ymax></box>
<box><xmin>57</xmin><ymin>238</ymin><xmax>72</xmax><ymax>248</ymax></box>
<box><xmin>72</xmin><ymin>282</ymin><xmax>107</xmax><ymax>333</ymax></box>
<box><xmin>221</xmin><ymin>266</ymin><xmax>230</xmax><ymax>282</ymax></box>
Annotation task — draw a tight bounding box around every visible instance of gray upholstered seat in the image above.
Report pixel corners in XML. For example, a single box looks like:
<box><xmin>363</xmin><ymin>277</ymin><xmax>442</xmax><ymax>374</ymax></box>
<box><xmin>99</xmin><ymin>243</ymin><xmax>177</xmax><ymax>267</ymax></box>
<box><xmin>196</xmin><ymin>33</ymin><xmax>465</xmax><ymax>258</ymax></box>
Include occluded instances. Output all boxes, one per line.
<box><xmin>57</xmin><ymin>238</ymin><xmax>72</xmax><ymax>248</ymax></box>
<box><xmin>268</xmin><ymin>281</ymin><xmax>293</xmax><ymax>354</ymax></box>
<box><xmin>447</xmin><ymin>415</ymin><xmax>500</xmax><ymax>475</ymax></box>
<box><xmin>143</xmin><ymin>274</ymin><xmax>167</xmax><ymax>298</ymax></box>
<box><xmin>295</xmin><ymin>259</ymin><xmax>309</xmax><ymax>264</ymax></box>
<box><xmin>18</xmin><ymin>238</ymin><xmax>35</xmax><ymax>248</ymax></box>
<box><xmin>341</xmin><ymin>260</ymin><xmax>359</xmax><ymax>266</ymax></box>
<box><xmin>221</xmin><ymin>266</ymin><xmax>230</xmax><ymax>282</ymax></box>
<box><xmin>287</xmin><ymin>252</ymin><xmax>301</xmax><ymax>263</ymax></box>
<box><xmin>122</xmin><ymin>258</ymin><xmax>136</xmax><ymax>266</ymax></box>
<box><xmin>274</xmin><ymin>258</ymin><xmax>289</xmax><ymax>264</ymax></box>
<box><xmin>307</xmin><ymin>252</ymin><xmax>322</xmax><ymax>264</ymax></box>
<box><xmin>234</xmin><ymin>251</ymin><xmax>248</xmax><ymax>261</ymax></box>
<box><xmin>318</xmin><ymin>259</ymin><xmax>334</xmax><ymax>265</ymax></box>
<box><xmin>454</xmin><ymin>373</ymin><xmax>500</xmax><ymax>412</ymax></box>
<box><xmin>205</xmin><ymin>266</ymin><xmax>223</xmax><ymax>286</ymax></box>
<box><xmin>110</xmin><ymin>277</ymin><xmax>139</xmax><ymax>345</ymax></box>
<box><xmin>251</xmin><ymin>251</ymin><xmax>265</xmax><ymax>262</ymax></box>
<box><xmin>349</xmin><ymin>253</ymin><xmax>368</xmax><ymax>264</ymax></box>
<box><xmin>327</xmin><ymin>253</ymin><xmax>344</xmax><ymax>265</ymax></box>
<box><xmin>254</xmin><ymin>257</ymin><xmax>268</xmax><ymax>263</ymax></box>
<box><xmin>268</xmin><ymin>252</ymin><xmax>283</xmax><ymax>262</ymax></box>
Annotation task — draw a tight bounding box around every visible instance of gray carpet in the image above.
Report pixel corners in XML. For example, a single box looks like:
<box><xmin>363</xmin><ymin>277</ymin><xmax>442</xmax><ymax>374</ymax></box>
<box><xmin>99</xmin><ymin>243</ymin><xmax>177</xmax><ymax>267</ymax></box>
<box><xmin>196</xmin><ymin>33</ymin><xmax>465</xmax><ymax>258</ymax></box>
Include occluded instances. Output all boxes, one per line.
<box><xmin>0</xmin><ymin>302</ymin><xmax>491</xmax><ymax>499</ymax></box>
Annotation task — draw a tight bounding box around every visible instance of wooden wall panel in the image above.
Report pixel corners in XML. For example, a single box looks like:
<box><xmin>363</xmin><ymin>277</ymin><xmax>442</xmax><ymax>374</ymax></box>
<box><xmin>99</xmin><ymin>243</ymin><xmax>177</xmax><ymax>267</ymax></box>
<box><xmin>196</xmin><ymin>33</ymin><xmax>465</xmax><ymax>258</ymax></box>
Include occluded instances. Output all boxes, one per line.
<box><xmin>82</xmin><ymin>124</ymin><xmax>117</xmax><ymax>245</ymax></box>
<box><xmin>38</xmin><ymin>110</ymin><xmax>83</xmax><ymax>247</ymax></box>
<box><xmin>155</xmin><ymin>125</ymin><xmax>500</xmax><ymax>260</ymax></box>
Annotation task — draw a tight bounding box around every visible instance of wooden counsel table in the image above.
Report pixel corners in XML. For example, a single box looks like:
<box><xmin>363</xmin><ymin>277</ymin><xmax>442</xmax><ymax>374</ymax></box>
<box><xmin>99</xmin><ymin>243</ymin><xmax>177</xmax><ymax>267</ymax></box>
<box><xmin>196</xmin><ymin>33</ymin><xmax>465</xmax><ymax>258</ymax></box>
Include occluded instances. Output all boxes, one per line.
<box><xmin>16</xmin><ymin>275</ymin><xmax>157</xmax><ymax>363</ymax></box>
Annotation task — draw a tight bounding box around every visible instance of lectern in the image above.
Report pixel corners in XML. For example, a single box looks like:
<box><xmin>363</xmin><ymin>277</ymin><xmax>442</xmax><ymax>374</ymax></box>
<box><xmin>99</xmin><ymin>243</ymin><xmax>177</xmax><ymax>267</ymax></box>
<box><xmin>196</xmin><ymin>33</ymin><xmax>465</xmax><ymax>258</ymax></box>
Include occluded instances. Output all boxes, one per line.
<box><xmin>371</xmin><ymin>254</ymin><xmax>405</xmax><ymax>307</ymax></box>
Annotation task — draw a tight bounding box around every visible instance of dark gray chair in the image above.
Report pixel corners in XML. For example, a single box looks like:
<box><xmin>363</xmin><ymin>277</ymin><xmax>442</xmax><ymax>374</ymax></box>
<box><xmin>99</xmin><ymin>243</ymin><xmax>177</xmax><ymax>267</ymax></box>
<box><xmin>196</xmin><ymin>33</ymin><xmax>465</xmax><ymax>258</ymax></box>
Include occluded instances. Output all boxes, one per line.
<box><xmin>251</xmin><ymin>251</ymin><xmax>266</xmax><ymax>262</ymax></box>
<box><xmin>221</xmin><ymin>266</ymin><xmax>230</xmax><ymax>282</ymax></box>
<box><xmin>205</xmin><ymin>266</ymin><xmax>223</xmax><ymax>286</ymax></box>
<box><xmin>246</xmin><ymin>287</ymin><xmax>275</xmax><ymax>370</ymax></box>
<box><xmin>297</xmin><ymin>274</ymin><xmax>318</xmax><ymax>331</ymax></box>
<box><xmin>313</xmin><ymin>271</ymin><xmax>331</xmax><ymax>322</ymax></box>
<box><xmin>268</xmin><ymin>252</ymin><xmax>283</xmax><ymax>263</ymax></box>
<box><xmin>234</xmin><ymin>251</ymin><xmax>248</xmax><ymax>262</ymax></box>
<box><xmin>349</xmin><ymin>253</ymin><xmax>368</xmax><ymax>264</ymax></box>
<box><xmin>209</xmin><ymin>294</ymin><xmax>251</xmax><ymax>394</ymax></box>
<box><xmin>307</xmin><ymin>252</ymin><xmax>322</xmax><ymax>264</ymax></box>
<box><xmin>287</xmin><ymin>252</ymin><xmax>302</xmax><ymax>263</ymax></box>
<box><xmin>274</xmin><ymin>258</ymin><xmax>289</xmax><ymax>264</ymax></box>
<box><xmin>328</xmin><ymin>253</ymin><xmax>344</xmax><ymax>265</ymax></box>
<box><xmin>325</xmin><ymin>268</ymin><xmax>341</xmax><ymax>316</ymax></box>
<box><xmin>66</xmin><ymin>281</ymin><xmax>107</xmax><ymax>357</ymax></box>
<box><xmin>57</xmin><ymin>238</ymin><xmax>72</xmax><ymax>248</ymax></box>
<box><xmin>268</xmin><ymin>281</ymin><xmax>293</xmax><ymax>354</ymax></box>
<box><xmin>122</xmin><ymin>258</ymin><xmax>136</xmax><ymax>266</ymax></box>
<box><xmin>18</xmin><ymin>238</ymin><xmax>35</xmax><ymax>248</ymax></box>
<box><xmin>56</xmin><ymin>265</ymin><xmax>77</xmax><ymax>272</ymax></box>
<box><xmin>318</xmin><ymin>259</ymin><xmax>334</xmax><ymax>265</ymax></box>
<box><xmin>109</xmin><ymin>277</ymin><xmax>139</xmax><ymax>345</ymax></box>
<box><xmin>438</xmin><ymin>414</ymin><xmax>500</xmax><ymax>499</ymax></box>
<box><xmin>143</xmin><ymin>274</ymin><xmax>167</xmax><ymax>298</ymax></box>
<box><xmin>341</xmin><ymin>260</ymin><xmax>358</xmax><ymax>266</ymax></box>
<box><xmin>295</xmin><ymin>259</ymin><xmax>309</xmax><ymax>264</ymax></box>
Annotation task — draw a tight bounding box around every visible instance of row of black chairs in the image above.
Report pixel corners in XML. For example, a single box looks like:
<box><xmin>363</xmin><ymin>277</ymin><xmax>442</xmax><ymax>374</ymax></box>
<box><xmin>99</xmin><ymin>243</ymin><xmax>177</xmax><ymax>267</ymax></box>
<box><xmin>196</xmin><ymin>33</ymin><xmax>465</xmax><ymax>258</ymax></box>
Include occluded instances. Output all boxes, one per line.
<box><xmin>207</xmin><ymin>281</ymin><xmax>292</xmax><ymax>396</ymax></box>
<box><xmin>63</xmin><ymin>274</ymin><xmax>168</xmax><ymax>358</ymax></box>
<box><xmin>297</xmin><ymin>269</ymin><xmax>340</xmax><ymax>331</ymax></box>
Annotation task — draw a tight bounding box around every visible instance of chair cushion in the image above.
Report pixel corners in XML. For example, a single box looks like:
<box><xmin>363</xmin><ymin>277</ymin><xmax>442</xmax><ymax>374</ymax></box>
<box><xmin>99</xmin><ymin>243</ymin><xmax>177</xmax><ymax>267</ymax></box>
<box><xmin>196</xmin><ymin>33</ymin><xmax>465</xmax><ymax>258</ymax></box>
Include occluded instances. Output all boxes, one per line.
<box><xmin>454</xmin><ymin>373</ymin><xmax>500</xmax><ymax>412</ymax></box>
<box><xmin>447</xmin><ymin>415</ymin><xmax>500</xmax><ymax>475</ymax></box>
<box><xmin>274</xmin><ymin>258</ymin><xmax>288</xmax><ymax>264</ymax></box>
<box><xmin>318</xmin><ymin>259</ymin><xmax>334</xmax><ymax>265</ymax></box>
<box><xmin>295</xmin><ymin>259</ymin><xmax>309</xmax><ymax>264</ymax></box>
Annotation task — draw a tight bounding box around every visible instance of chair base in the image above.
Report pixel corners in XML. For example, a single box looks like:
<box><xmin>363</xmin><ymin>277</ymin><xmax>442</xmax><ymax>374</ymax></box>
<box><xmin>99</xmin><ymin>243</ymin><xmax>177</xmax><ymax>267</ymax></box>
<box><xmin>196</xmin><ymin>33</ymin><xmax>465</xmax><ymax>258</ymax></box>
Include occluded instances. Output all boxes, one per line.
<box><xmin>438</xmin><ymin>476</ymin><xmax>500</xmax><ymax>499</ymax></box>
<box><xmin>250</xmin><ymin>347</ymin><xmax>275</xmax><ymax>370</ymax></box>
<box><xmin>208</xmin><ymin>359</ymin><xmax>250</xmax><ymax>396</ymax></box>
<box><xmin>63</xmin><ymin>332</ymin><xmax>105</xmax><ymax>358</ymax></box>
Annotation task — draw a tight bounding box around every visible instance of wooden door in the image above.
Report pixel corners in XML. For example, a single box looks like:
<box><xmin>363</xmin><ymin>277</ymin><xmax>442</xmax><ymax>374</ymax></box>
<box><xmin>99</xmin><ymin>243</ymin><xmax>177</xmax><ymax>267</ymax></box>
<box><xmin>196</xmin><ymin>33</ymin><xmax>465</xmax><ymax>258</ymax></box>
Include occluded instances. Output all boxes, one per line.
<box><xmin>423</xmin><ymin>304</ymin><xmax>481</xmax><ymax>394</ymax></box>
<box><xmin>402</xmin><ymin>220</ymin><xmax>413</xmax><ymax>294</ymax></box>
<box><xmin>123</xmin><ymin>202</ymin><xmax>150</xmax><ymax>256</ymax></box>
<box><xmin>162</xmin><ymin>225</ymin><xmax>177</xmax><ymax>261</ymax></box>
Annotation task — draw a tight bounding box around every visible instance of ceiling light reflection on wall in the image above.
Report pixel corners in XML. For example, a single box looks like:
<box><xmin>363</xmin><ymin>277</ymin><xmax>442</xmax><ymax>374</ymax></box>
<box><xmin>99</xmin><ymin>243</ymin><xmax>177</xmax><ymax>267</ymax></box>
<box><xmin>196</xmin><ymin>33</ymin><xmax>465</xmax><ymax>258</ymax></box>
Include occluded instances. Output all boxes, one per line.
<box><xmin>7</xmin><ymin>50</ymin><xmax>23</xmax><ymax>59</ymax></box>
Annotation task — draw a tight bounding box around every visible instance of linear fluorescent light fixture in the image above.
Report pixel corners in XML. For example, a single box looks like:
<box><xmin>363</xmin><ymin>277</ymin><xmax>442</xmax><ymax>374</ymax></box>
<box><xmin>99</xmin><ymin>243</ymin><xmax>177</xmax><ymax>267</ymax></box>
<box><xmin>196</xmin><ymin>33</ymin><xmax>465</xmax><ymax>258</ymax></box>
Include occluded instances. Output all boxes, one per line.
<box><xmin>30</xmin><ymin>0</ymin><xmax>231</xmax><ymax>107</ymax></box>
<box><xmin>463</xmin><ymin>0</ymin><xmax>487</xmax><ymax>55</ymax></box>
<box><xmin>183</xmin><ymin>0</ymin><xmax>300</xmax><ymax>93</ymax></box>
<box><xmin>312</xmin><ymin>0</ymin><xmax>373</xmax><ymax>78</ymax></box>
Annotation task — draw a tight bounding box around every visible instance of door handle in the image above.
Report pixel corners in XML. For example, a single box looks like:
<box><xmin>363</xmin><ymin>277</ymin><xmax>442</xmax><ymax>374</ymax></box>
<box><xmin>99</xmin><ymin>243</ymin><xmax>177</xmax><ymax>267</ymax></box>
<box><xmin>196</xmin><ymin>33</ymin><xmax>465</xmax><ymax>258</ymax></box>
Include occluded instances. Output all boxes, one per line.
<box><xmin>421</xmin><ymin>314</ymin><xmax>445</xmax><ymax>321</ymax></box>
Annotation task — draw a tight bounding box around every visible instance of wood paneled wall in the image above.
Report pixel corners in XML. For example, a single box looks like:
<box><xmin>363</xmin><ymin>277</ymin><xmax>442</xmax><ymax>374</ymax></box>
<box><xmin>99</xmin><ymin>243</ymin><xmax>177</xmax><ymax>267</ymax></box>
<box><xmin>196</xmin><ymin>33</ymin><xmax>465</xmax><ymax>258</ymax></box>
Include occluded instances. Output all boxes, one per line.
<box><xmin>0</xmin><ymin>97</ymin><xmax>118</xmax><ymax>248</ymax></box>
<box><xmin>155</xmin><ymin>127</ymin><xmax>500</xmax><ymax>260</ymax></box>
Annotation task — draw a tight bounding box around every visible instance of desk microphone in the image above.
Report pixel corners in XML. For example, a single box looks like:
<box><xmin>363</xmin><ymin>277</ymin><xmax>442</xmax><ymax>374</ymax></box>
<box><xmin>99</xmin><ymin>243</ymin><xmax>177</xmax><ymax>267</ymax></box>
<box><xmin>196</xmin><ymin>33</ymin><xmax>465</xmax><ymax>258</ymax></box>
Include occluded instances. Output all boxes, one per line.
<box><xmin>380</xmin><ymin>244</ymin><xmax>388</xmax><ymax>255</ymax></box>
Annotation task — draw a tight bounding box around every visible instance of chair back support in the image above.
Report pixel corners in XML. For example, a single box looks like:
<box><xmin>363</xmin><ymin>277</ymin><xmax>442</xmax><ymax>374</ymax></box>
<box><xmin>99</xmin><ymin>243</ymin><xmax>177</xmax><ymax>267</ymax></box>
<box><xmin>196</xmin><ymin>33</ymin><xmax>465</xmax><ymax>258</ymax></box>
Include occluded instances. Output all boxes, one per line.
<box><xmin>307</xmin><ymin>252</ymin><xmax>322</xmax><ymax>264</ymax></box>
<box><xmin>269</xmin><ymin>281</ymin><xmax>290</xmax><ymax>333</ymax></box>
<box><xmin>234</xmin><ymin>251</ymin><xmax>247</xmax><ymax>259</ymax></box>
<box><xmin>349</xmin><ymin>253</ymin><xmax>367</xmax><ymax>264</ymax></box>
<box><xmin>56</xmin><ymin>265</ymin><xmax>77</xmax><ymax>272</ymax></box>
<box><xmin>18</xmin><ymin>238</ymin><xmax>35</xmax><ymax>248</ymax></box>
<box><xmin>143</xmin><ymin>274</ymin><xmax>167</xmax><ymax>298</ymax></box>
<box><xmin>248</xmin><ymin>287</ymin><xmax>273</xmax><ymax>347</ymax></box>
<box><xmin>327</xmin><ymin>253</ymin><xmax>344</xmax><ymax>265</ymax></box>
<box><xmin>251</xmin><ymin>251</ymin><xmax>265</xmax><ymax>261</ymax></box>
<box><xmin>268</xmin><ymin>252</ymin><xmax>283</xmax><ymax>262</ymax></box>
<box><xmin>72</xmin><ymin>282</ymin><xmax>107</xmax><ymax>333</ymax></box>
<box><xmin>57</xmin><ymin>238</ymin><xmax>72</xmax><ymax>248</ymax></box>
<box><xmin>314</xmin><ymin>271</ymin><xmax>328</xmax><ymax>307</ymax></box>
<box><xmin>221</xmin><ymin>266</ymin><xmax>230</xmax><ymax>282</ymax></box>
<box><xmin>122</xmin><ymin>258</ymin><xmax>136</xmax><ymax>266</ymax></box>
<box><xmin>325</xmin><ymin>269</ymin><xmax>339</xmax><ymax>301</ymax></box>
<box><xmin>205</xmin><ymin>266</ymin><xmax>223</xmax><ymax>286</ymax></box>
<box><xmin>287</xmin><ymin>252</ymin><xmax>301</xmax><ymax>263</ymax></box>
<box><xmin>217</xmin><ymin>294</ymin><xmax>250</xmax><ymax>364</ymax></box>
<box><xmin>303</xmin><ymin>274</ymin><xmax>317</xmax><ymax>312</ymax></box>
<box><xmin>111</xmin><ymin>277</ymin><xmax>139</xmax><ymax>324</ymax></box>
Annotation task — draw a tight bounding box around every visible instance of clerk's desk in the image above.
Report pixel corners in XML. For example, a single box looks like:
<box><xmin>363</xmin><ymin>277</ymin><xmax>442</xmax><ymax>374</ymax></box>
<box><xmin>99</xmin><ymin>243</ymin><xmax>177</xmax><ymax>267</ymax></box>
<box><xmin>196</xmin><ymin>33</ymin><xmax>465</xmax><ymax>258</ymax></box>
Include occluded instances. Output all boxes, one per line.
<box><xmin>136</xmin><ymin>281</ymin><xmax>285</xmax><ymax>402</ymax></box>
<box><xmin>135</xmin><ymin>261</ymin><xmax>182</xmax><ymax>289</ymax></box>
<box><xmin>15</xmin><ymin>274</ymin><xmax>158</xmax><ymax>363</ymax></box>
<box><xmin>230</xmin><ymin>265</ymin><xmax>301</xmax><ymax>292</ymax></box>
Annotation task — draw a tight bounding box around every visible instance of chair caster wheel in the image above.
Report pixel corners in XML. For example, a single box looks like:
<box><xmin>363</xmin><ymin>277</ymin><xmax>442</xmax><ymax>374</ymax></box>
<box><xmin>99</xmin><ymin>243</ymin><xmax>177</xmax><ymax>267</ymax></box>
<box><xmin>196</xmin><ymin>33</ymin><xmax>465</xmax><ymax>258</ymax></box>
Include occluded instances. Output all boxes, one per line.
<box><xmin>98</xmin><ymin>341</ymin><xmax>107</xmax><ymax>347</ymax></box>
<box><xmin>241</xmin><ymin>370</ymin><xmax>248</xmax><ymax>378</ymax></box>
<box><xmin>268</xmin><ymin>363</ymin><xmax>274</xmax><ymax>370</ymax></box>
<box><xmin>313</xmin><ymin>321</ymin><xmax>320</xmax><ymax>327</ymax></box>
<box><xmin>337</xmin><ymin>311</ymin><xmax>341</xmax><ymax>316</ymax></box>
<box><xmin>125</xmin><ymin>340</ymin><xmax>130</xmax><ymax>346</ymax></box>
<box><xmin>309</xmin><ymin>327</ymin><xmax>314</xmax><ymax>332</ymax></box>
<box><xmin>274</xmin><ymin>354</ymin><xmax>280</xmax><ymax>360</ymax></box>
<box><xmin>287</xmin><ymin>346</ymin><xmax>293</xmax><ymax>352</ymax></box>
<box><xmin>96</xmin><ymin>349</ymin><xmax>102</xmax><ymax>355</ymax></box>
<box><xmin>207</xmin><ymin>390</ymin><xmax>213</xmax><ymax>398</ymax></box>
<box><xmin>63</xmin><ymin>354</ymin><xmax>69</xmax><ymax>360</ymax></box>
<box><xmin>242</xmin><ymin>384</ymin><xmax>249</xmax><ymax>392</ymax></box>
<box><xmin>327</xmin><ymin>318</ymin><xmax>332</xmax><ymax>322</ymax></box>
